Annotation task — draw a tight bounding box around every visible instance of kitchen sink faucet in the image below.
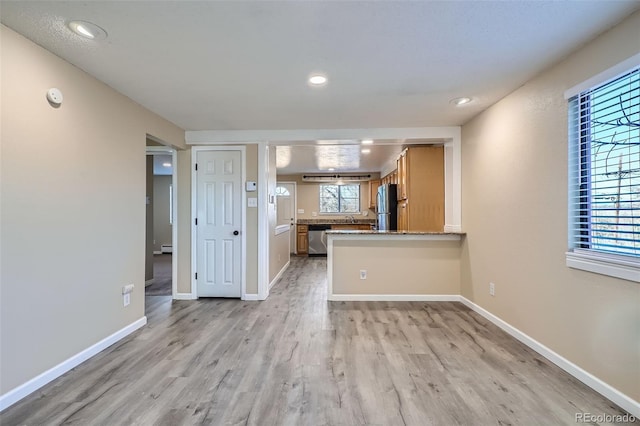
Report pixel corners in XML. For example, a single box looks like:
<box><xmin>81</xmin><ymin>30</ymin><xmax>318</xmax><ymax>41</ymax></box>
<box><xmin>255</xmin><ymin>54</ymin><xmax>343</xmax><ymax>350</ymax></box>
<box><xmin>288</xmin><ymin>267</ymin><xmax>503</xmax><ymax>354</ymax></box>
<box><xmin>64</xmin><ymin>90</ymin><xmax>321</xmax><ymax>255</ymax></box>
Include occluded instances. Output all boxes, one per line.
<box><xmin>346</xmin><ymin>215</ymin><xmax>356</xmax><ymax>223</ymax></box>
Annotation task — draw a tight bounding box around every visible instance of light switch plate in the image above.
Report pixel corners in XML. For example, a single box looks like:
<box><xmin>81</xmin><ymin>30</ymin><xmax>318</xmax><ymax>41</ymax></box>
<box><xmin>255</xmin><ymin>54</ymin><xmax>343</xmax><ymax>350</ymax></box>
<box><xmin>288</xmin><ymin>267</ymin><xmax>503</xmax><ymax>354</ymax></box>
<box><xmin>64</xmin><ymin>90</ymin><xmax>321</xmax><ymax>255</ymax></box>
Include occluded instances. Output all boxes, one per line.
<box><xmin>248</xmin><ymin>197</ymin><xmax>257</xmax><ymax>207</ymax></box>
<box><xmin>298</xmin><ymin>209</ymin><xmax>305</xmax><ymax>214</ymax></box>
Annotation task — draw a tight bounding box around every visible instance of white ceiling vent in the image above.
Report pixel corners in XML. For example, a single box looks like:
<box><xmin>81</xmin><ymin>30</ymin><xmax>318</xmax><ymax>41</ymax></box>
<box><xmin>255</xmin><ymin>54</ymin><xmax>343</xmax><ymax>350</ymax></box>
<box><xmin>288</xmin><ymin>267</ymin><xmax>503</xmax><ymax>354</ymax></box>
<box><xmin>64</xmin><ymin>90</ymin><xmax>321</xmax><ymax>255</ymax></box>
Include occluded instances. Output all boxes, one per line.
<box><xmin>301</xmin><ymin>174</ymin><xmax>372</xmax><ymax>182</ymax></box>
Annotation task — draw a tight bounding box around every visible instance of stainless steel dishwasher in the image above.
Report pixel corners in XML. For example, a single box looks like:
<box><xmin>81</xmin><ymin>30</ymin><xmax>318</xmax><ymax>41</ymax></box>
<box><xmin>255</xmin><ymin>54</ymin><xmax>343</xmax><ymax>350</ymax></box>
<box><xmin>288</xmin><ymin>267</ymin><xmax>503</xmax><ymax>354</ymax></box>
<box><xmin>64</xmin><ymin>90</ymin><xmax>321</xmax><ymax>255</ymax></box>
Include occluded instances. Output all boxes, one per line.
<box><xmin>308</xmin><ymin>224</ymin><xmax>331</xmax><ymax>256</ymax></box>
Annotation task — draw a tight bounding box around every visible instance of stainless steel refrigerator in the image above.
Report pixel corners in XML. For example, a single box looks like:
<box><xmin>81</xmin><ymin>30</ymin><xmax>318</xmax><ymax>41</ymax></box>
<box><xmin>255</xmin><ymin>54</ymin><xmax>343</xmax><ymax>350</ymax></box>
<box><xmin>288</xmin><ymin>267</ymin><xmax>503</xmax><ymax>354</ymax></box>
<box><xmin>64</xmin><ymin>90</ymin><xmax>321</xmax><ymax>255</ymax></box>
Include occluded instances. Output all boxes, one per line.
<box><xmin>377</xmin><ymin>184</ymin><xmax>398</xmax><ymax>231</ymax></box>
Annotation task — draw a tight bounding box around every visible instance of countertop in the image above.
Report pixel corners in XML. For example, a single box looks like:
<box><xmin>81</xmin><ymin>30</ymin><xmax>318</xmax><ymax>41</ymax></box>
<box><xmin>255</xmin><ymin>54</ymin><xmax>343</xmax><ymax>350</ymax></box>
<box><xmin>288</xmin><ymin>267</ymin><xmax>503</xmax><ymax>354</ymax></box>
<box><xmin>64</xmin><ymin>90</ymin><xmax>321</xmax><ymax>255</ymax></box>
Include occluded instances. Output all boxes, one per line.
<box><xmin>326</xmin><ymin>230</ymin><xmax>465</xmax><ymax>235</ymax></box>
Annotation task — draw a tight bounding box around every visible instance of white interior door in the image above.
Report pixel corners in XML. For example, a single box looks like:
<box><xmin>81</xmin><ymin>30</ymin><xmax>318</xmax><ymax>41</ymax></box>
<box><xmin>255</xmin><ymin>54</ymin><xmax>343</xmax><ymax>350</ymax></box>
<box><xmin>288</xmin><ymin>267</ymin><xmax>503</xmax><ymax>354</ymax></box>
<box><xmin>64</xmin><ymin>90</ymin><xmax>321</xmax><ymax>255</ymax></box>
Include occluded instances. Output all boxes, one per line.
<box><xmin>196</xmin><ymin>150</ymin><xmax>242</xmax><ymax>298</ymax></box>
<box><xmin>276</xmin><ymin>182</ymin><xmax>296</xmax><ymax>253</ymax></box>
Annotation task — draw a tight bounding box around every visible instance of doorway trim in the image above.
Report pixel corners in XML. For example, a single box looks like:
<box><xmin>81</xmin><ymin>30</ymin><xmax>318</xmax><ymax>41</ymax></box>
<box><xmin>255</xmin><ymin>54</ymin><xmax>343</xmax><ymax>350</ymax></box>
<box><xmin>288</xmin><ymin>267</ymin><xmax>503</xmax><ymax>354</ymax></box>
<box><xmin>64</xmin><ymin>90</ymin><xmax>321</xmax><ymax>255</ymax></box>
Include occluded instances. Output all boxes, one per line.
<box><xmin>145</xmin><ymin>146</ymin><xmax>178</xmax><ymax>300</ymax></box>
<box><xmin>191</xmin><ymin>146</ymin><xmax>247</xmax><ymax>300</ymax></box>
<box><xmin>276</xmin><ymin>181</ymin><xmax>297</xmax><ymax>253</ymax></box>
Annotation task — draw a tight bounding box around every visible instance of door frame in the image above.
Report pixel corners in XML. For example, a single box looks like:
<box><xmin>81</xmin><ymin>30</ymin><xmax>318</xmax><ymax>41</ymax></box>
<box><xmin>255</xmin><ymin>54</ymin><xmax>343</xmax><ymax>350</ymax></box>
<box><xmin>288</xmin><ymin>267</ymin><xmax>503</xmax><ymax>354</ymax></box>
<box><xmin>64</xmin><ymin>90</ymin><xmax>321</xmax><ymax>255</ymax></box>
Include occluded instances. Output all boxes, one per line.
<box><xmin>145</xmin><ymin>146</ymin><xmax>178</xmax><ymax>300</ymax></box>
<box><xmin>191</xmin><ymin>146</ymin><xmax>247</xmax><ymax>299</ymax></box>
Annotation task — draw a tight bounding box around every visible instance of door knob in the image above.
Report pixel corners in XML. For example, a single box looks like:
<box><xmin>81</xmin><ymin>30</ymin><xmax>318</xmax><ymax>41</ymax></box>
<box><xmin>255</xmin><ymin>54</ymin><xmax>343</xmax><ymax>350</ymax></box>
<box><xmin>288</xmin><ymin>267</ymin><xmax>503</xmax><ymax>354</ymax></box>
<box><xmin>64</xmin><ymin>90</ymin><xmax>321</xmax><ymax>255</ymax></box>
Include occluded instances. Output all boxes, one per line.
<box><xmin>233</xmin><ymin>230</ymin><xmax>239</xmax><ymax>236</ymax></box>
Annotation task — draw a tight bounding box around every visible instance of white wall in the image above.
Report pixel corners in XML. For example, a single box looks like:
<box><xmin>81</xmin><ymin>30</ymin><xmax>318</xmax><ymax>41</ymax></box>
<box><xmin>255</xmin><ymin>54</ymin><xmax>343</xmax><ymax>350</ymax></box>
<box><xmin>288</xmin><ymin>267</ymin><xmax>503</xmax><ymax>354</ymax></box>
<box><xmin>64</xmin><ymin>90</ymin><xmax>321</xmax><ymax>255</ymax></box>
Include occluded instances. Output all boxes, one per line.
<box><xmin>460</xmin><ymin>11</ymin><xmax>640</xmax><ymax>401</ymax></box>
<box><xmin>0</xmin><ymin>25</ymin><xmax>185</xmax><ymax>395</ymax></box>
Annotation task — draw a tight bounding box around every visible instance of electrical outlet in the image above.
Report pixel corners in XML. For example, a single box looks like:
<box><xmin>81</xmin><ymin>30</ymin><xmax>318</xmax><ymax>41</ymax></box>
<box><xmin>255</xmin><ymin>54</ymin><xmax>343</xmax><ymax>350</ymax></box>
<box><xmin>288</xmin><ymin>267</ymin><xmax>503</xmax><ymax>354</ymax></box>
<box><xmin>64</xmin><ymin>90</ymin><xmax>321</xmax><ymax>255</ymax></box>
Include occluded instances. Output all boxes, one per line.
<box><xmin>123</xmin><ymin>293</ymin><xmax>131</xmax><ymax>306</ymax></box>
<box><xmin>489</xmin><ymin>282</ymin><xmax>495</xmax><ymax>296</ymax></box>
<box><xmin>360</xmin><ymin>269</ymin><xmax>367</xmax><ymax>280</ymax></box>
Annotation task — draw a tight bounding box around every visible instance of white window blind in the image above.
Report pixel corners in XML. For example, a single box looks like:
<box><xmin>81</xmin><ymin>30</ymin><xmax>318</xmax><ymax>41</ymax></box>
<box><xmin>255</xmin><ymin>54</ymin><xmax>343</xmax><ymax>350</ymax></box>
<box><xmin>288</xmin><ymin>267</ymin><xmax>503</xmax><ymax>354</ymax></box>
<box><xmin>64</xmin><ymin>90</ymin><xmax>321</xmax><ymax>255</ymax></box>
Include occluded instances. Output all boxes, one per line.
<box><xmin>568</xmin><ymin>67</ymin><xmax>639</xmax><ymax>260</ymax></box>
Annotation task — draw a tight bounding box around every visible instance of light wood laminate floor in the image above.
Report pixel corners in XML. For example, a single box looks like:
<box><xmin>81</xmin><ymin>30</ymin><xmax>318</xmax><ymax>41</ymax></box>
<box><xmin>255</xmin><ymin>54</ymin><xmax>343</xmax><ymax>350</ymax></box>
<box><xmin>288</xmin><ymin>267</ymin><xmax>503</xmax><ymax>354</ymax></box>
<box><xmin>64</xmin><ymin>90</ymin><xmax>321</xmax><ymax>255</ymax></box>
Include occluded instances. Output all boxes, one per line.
<box><xmin>1</xmin><ymin>257</ymin><xmax>635</xmax><ymax>425</ymax></box>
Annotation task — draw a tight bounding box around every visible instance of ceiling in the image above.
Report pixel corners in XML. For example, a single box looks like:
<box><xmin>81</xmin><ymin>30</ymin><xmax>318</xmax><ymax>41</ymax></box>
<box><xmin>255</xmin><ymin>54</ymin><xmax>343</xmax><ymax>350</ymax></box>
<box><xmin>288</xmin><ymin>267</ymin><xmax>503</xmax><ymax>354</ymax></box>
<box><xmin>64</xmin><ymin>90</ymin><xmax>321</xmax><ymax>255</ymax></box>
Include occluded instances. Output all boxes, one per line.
<box><xmin>275</xmin><ymin>140</ymin><xmax>406</xmax><ymax>174</ymax></box>
<box><xmin>2</xmin><ymin>1</ymin><xmax>638</xmax><ymax>174</ymax></box>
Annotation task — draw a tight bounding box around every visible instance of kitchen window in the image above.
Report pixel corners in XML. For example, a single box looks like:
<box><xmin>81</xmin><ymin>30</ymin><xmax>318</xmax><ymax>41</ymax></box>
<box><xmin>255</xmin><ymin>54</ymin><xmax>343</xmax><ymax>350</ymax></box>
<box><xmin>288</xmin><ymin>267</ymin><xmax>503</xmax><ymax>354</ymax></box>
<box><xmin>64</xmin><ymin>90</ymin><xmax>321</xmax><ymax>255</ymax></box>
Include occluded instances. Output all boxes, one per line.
<box><xmin>566</xmin><ymin>64</ymin><xmax>639</xmax><ymax>282</ymax></box>
<box><xmin>319</xmin><ymin>184</ymin><xmax>360</xmax><ymax>214</ymax></box>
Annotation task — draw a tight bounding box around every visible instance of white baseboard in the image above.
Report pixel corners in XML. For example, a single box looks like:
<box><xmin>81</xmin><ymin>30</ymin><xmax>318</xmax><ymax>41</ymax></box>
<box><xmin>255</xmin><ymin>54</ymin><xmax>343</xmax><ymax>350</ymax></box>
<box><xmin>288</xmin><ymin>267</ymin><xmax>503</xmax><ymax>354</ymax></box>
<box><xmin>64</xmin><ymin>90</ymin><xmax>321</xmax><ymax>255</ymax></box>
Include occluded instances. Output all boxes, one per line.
<box><xmin>459</xmin><ymin>297</ymin><xmax>640</xmax><ymax>418</ymax></box>
<box><xmin>269</xmin><ymin>260</ymin><xmax>290</xmax><ymax>290</ymax></box>
<box><xmin>243</xmin><ymin>294</ymin><xmax>260</xmax><ymax>301</ymax></box>
<box><xmin>328</xmin><ymin>294</ymin><xmax>461</xmax><ymax>302</ymax></box>
<box><xmin>173</xmin><ymin>293</ymin><xmax>196</xmax><ymax>300</ymax></box>
<box><xmin>0</xmin><ymin>316</ymin><xmax>147</xmax><ymax>412</ymax></box>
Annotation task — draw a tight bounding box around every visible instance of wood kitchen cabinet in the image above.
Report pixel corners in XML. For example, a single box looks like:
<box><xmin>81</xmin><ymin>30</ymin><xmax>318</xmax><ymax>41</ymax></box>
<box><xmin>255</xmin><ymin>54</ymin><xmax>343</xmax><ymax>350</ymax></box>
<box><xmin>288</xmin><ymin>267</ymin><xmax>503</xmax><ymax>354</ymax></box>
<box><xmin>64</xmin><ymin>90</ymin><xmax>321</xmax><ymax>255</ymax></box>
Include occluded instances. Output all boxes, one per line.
<box><xmin>397</xmin><ymin>146</ymin><xmax>444</xmax><ymax>232</ymax></box>
<box><xmin>397</xmin><ymin>150</ymin><xmax>407</xmax><ymax>200</ymax></box>
<box><xmin>330</xmin><ymin>224</ymin><xmax>372</xmax><ymax>231</ymax></box>
<box><xmin>397</xmin><ymin>200</ymin><xmax>408</xmax><ymax>232</ymax></box>
<box><xmin>380</xmin><ymin>170</ymin><xmax>398</xmax><ymax>187</ymax></box>
<box><xmin>297</xmin><ymin>225</ymin><xmax>308</xmax><ymax>255</ymax></box>
<box><xmin>368</xmin><ymin>179</ymin><xmax>381</xmax><ymax>209</ymax></box>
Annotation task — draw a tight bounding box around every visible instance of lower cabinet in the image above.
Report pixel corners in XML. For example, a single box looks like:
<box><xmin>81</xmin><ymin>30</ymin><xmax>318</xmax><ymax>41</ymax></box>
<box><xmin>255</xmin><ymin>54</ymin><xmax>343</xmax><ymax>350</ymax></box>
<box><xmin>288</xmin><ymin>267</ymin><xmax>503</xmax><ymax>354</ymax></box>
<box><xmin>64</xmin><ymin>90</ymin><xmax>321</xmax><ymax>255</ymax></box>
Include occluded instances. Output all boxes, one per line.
<box><xmin>296</xmin><ymin>223</ymin><xmax>372</xmax><ymax>256</ymax></box>
<box><xmin>397</xmin><ymin>200</ymin><xmax>408</xmax><ymax>232</ymax></box>
<box><xmin>297</xmin><ymin>225</ymin><xmax>308</xmax><ymax>255</ymax></box>
<box><xmin>330</xmin><ymin>224</ymin><xmax>372</xmax><ymax>231</ymax></box>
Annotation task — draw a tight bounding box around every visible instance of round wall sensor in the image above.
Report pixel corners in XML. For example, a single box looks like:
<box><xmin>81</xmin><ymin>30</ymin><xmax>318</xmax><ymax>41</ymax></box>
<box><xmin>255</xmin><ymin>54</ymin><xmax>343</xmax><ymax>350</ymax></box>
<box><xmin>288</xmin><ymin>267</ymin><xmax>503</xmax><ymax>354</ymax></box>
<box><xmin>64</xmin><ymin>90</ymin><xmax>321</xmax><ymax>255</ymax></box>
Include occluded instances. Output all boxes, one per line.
<box><xmin>46</xmin><ymin>88</ymin><xmax>63</xmax><ymax>105</ymax></box>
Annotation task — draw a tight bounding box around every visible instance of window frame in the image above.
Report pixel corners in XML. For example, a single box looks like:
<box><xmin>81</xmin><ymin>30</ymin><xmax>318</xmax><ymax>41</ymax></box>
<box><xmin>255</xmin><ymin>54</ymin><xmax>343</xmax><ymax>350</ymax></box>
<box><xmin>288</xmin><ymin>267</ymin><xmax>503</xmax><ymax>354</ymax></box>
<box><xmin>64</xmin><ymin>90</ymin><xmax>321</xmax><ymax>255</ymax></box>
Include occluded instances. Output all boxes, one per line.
<box><xmin>565</xmin><ymin>59</ymin><xmax>640</xmax><ymax>283</ymax></box>
<box><xmin>318</xmin><ymin>183</ymin><xmax>361</xmax><ymax>214</ymax></box>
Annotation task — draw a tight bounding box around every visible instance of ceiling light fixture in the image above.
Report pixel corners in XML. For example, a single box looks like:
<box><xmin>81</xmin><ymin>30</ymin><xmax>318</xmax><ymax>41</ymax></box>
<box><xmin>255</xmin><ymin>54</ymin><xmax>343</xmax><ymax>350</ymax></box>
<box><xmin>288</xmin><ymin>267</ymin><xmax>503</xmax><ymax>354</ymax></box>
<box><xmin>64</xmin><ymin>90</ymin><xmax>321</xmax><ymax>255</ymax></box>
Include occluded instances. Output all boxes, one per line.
<box><xmin>68</xmin><ymin>20</ymin><xmax>107</xmax><ymax>40</ymax></box>
<box><xmin>361</xmin><ymin>139</ymin><xmax>373</xmax><ymax>145</ymax></box>
<box><xmin>450</xmin><ymin>97</ymin><xmax>472</xmax><ymax>106</ymax></box>
<box><xmin>308</xmin><ymin>74</ymin><xmax>328</xmax><ymax>86</ymax></box>
<box><xmin>162</xmin><ymin>162</ymin><xmax>172</xmax><ymax>167</ymax></box>
<box><xmin>361</xmin><ymin>149</ymin><xmax>371</xmax><ymax>154</ymax></box>
<box><xmin>328</xmin><ymin>168</ymin><xmax>336</xmax><ymax>171</ymax></box>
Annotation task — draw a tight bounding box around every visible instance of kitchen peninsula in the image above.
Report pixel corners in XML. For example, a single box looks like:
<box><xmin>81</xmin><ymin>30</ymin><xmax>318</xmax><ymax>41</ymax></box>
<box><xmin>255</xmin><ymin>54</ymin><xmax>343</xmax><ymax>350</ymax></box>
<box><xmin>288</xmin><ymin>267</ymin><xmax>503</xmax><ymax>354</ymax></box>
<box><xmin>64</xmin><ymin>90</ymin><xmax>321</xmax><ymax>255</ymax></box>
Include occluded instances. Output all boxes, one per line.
<box><xmin>326</xmin><ymin>230</ymin><xmax>465</xmax><ymax>301</ymax></box>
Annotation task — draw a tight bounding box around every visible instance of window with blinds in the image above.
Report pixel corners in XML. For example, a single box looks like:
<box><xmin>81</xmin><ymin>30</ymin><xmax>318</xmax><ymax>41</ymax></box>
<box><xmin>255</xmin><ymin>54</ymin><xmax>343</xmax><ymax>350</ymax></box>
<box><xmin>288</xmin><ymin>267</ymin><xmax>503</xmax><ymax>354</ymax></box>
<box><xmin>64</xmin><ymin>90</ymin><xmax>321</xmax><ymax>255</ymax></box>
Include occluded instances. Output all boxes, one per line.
<box><xmin>568</xmin><ymin>67</ymin><xmax>639</xmax><ymax>259</ymax></box>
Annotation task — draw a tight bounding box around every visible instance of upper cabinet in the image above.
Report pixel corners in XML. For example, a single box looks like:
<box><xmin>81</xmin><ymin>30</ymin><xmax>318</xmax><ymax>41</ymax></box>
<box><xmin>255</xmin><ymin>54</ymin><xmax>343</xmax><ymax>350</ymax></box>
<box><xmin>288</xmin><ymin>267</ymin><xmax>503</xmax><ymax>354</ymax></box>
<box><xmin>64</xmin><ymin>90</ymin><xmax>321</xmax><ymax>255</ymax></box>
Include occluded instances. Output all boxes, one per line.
<box><xmin>397</xmin><ymin>150</ymin><xmax>408</xmax><ymax>200</ymax></box>
<box><xmin>384</xmin><ymin>146</ymin><xmax>445</xmax><ymax>232</ymax></box>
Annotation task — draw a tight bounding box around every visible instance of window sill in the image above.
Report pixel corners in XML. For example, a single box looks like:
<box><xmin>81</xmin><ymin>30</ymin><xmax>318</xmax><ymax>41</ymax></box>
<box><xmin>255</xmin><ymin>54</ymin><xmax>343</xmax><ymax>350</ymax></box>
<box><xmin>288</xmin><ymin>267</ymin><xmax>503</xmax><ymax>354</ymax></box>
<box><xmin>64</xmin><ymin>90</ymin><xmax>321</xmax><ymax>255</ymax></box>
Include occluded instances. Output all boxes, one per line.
<box><xmin>566</xmin><ymin>250</ymin><xmax>639</xmax><ymax>283</ymax></box>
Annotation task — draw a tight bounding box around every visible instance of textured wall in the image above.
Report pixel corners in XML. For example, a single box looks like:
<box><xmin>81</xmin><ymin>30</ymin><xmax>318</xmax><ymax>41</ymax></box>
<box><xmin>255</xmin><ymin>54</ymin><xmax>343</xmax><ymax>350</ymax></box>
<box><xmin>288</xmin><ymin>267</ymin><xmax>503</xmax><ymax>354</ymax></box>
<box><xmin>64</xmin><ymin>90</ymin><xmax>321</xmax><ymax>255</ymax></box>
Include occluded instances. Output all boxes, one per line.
<box><xmin>0</xmin><ymin>25</ymin><xmax>184</xmax><ymax>393</ymax></box>
<box><xmin>460</xmin><ymin>11</ymin><xmax>640</xmax><ymax>401</ymax></box>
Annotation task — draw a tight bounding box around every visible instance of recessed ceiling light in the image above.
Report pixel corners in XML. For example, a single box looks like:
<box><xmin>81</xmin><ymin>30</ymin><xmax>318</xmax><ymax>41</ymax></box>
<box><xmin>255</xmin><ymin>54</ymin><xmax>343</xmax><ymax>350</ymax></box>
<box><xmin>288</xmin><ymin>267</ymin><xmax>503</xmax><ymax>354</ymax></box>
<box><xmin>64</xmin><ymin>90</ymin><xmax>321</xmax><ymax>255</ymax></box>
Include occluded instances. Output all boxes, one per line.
<box><xmin>450</xmin><ymin>97</ymin><xmax>472</xmax><ymax>106</ymax></box>
<box><xmin>361</xmin><ymin>139</ymin><xmax>373</xmax><ymax>145</ymax></box>
<box><xmin>68</xmin><ymin>21</ymin><xmax>107</xmax><ymax>40</ymax></box>
<box><xmin>361</xmin><ymin>149</ymin><xmax>371</xmax><ymax>154</ymax></box>
<box><xmin>162</xmin><ymin>162</ymin><xmax>172</xmax><ymax>167</ymax></box>
<box><xmin>308</xmin><ymin>74</ymin><xmax>328</xmax><ymax>86</ymax></box>
<box><xmin>328</xmin><ymin>167</ymin><xmax>336</xmax><ymax>171</ymax></box>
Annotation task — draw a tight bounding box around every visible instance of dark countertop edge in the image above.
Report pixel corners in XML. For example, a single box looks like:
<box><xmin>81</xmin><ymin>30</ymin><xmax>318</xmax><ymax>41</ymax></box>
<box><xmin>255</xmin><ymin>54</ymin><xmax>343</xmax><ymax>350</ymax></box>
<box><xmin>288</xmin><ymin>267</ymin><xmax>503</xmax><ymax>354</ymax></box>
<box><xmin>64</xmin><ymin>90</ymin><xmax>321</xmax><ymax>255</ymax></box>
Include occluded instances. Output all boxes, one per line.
<box><xmin>297</xmin><ymin>219</ymin><xmax>376</xmax><ymax>225</ymax></box>
<box><xmin>326</xmin><ymin>230</ymin><xmax>466</xmax><ymax>235</ymax></box>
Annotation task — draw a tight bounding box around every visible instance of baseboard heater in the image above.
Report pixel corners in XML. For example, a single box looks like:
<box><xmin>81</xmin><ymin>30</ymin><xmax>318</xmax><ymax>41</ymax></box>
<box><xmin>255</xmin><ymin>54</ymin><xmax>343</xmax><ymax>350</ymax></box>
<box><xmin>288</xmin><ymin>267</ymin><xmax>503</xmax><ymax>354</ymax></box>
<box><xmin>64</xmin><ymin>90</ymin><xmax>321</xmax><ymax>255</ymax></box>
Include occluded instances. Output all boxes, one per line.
<box><xmin>160</xmin><ymin>244</ymin><xmax>173</xmax><ymax>254</ymax></box>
